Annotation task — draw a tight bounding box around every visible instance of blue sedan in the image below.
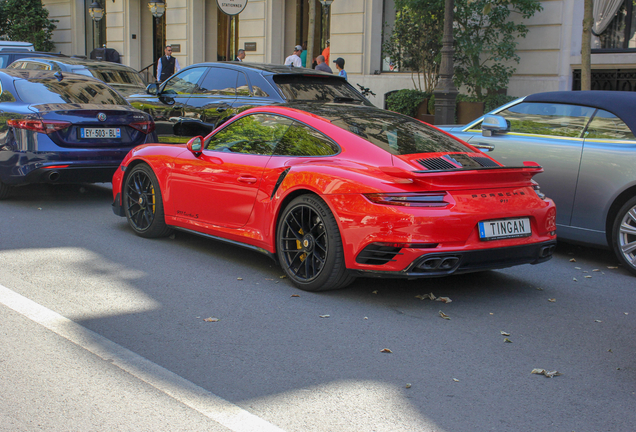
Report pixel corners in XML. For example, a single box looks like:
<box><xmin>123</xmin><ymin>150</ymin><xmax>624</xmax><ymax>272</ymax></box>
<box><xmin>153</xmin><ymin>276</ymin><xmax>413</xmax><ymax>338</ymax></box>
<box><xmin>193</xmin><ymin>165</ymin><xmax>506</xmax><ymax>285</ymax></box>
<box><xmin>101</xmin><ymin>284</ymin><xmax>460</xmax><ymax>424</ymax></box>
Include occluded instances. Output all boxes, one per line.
<box><xmin>0</xmin><ymin>70</ymin><xmax>157</xmax><ymax>199</ymax></box>
<box><xmin>441</xmin><ymin>91</ymin><xmax>636</xmax><ymax>275</ymax></box>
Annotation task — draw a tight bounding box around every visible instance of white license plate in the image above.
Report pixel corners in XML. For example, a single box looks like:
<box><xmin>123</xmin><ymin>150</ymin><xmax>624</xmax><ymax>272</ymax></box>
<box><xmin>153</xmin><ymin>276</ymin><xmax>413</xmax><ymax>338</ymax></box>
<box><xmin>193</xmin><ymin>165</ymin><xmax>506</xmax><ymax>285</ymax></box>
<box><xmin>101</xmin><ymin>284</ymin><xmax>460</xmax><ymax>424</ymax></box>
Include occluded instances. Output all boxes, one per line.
<box><xmin>479</xmin><ymin>217</ymin><xmax>531</xmax><ymax>240</ymax></box>
<box><xmin>80</xmin><ymin>128</ymin><xmax>121</xmax><ymax>138</ymax></box>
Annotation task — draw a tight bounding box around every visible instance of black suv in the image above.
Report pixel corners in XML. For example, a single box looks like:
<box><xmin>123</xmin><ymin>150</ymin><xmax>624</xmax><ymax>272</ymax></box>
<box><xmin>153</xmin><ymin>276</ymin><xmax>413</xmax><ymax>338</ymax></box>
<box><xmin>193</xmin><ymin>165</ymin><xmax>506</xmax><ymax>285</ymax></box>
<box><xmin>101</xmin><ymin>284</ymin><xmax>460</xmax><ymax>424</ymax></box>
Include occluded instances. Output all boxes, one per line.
<box><xmin>126</xmin><ymin>62</ymin><xmax>372</xmax><ymax>143</ymax></box>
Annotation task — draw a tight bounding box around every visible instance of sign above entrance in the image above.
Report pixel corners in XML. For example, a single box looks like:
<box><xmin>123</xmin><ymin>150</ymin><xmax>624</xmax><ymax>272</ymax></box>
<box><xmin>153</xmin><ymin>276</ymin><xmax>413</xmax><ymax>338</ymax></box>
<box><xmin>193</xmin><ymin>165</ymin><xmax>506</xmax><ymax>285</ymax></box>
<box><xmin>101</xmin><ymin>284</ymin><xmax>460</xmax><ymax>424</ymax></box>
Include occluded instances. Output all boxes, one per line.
<box><xmin>216</xmin><ymin>0</ymin><xmax>248</xmax><ymax>16</ymax></box>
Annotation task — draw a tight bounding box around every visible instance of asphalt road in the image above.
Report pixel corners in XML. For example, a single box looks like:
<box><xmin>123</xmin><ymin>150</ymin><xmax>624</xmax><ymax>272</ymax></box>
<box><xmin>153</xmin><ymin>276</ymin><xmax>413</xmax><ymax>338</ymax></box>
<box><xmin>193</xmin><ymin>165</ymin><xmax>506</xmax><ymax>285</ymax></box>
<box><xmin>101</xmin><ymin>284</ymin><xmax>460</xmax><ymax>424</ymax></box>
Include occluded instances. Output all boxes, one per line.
<box><xmin>1</xmin><ymin>183</ymin><xmax>635</xmax><ymax>432</ymax></box>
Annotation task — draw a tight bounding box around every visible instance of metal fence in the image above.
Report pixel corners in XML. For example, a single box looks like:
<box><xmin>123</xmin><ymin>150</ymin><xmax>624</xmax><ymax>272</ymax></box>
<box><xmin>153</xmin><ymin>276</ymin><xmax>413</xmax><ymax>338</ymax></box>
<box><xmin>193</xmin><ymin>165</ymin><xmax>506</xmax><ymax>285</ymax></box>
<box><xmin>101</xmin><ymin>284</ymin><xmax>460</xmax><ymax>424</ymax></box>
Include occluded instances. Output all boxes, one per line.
<box><xmin>572</xmin><ymin>69</ymin><xmax>636</xmax><ymax>91</ymax></box>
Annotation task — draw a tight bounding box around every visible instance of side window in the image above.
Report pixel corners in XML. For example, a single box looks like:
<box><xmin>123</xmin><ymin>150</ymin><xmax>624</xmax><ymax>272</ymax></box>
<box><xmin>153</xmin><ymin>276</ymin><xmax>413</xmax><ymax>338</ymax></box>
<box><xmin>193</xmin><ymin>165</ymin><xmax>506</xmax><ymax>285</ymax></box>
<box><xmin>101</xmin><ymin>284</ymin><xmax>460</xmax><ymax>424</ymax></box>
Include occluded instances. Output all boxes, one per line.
<box><xmin>162</xmin><ymin>67</ymin><xmax>207</xmax><ymax>95</ymax></box>
<box><xmin>492</xmin><ymin>102</ymin><xmax>595</xmax><ymax>137</ymax></box>
<box><xmin>25</xmin><ymin>62</ymin><xmax>50</xmax><ymax>71</ymax></box>
<box><xmin>196</xmin><ymin>68</ymin><xmax>238</xmax><ymax>96</ymax></box>
<box><xmin>274</xmin><ymin>121</ymin><xmax>339</xmax><ymax>156</ymax></box>
<box><xmin>585</xmin><ymin>109</ymin><xmax>636</xmax><ymax>140</ymax></box>
<box><xmin>205</xmin><ymin>114</ymin><xmax>293</xmax><ymax>155</ymax></box>
<box><xmin>236</xmin><ymin>72</ymin><xmax>250</xmax><ymax>96</ymax></box>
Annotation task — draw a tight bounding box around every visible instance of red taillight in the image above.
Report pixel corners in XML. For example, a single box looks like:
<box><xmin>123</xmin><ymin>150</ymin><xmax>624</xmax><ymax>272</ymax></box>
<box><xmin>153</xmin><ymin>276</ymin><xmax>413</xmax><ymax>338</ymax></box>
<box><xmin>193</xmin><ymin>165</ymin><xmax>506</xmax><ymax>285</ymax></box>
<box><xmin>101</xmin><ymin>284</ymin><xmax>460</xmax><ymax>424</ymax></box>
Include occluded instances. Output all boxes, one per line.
<box><xmin>8</xmin><ymin>119</ymin><xmax>71</xmax><ymax>134</ymax></box>
<box><xmin>364</xmin><ymin>192</ymin><xmax>450</xmax><ymax>207</ymax></box>
<box><xmin>546</xmin><ymin>207</ymin><xmax>557</xmax><ymax>232</ymax></box>
<box><xmin>129</xmin><ymin>120</ymin><xmax>155</xmax><ymax>134</ymax></box>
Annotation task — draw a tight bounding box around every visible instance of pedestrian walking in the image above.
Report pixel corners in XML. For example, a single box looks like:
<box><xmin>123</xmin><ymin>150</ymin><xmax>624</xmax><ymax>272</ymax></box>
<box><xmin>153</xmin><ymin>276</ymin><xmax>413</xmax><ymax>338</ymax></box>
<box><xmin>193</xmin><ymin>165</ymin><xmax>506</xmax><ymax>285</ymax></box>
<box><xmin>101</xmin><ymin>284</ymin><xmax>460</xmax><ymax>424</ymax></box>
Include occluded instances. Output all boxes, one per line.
<box><xmin>333</xmin><ymin>57</ymin><xmax>347</xmax><ymax>80</ymax></box>
<box><xmin>284</xmin><ymin>45</ymin><xmax>303</xmax><ymax>67</ymax></box>
<box><xmin>235</xmin><ymin>49</ymin><xmax>246</xmax><ymax>62</ymax></box>
<box><xmin>315</xmin><ymin>55</ymin><xmax>333</xmax><ymax>73</ymax></box>
<box><xmin>156</xmin><ymin>45</ymin><xmax>181</xmax><ymax>83</ymax></box>
<box><xmin>322</xmin><ymin>40</ymin><xmax>330</xmax><ymax>63</ymax></box>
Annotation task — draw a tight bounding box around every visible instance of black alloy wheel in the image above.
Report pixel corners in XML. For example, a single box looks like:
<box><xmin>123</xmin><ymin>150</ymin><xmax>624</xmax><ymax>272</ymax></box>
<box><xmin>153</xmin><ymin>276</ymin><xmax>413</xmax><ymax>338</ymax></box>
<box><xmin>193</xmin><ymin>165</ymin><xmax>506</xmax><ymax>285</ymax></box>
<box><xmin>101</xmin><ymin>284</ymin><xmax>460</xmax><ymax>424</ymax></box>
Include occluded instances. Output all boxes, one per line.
<box><xmin>123</xmin><ymin>164</ymin><xmax>172</xmax><ymax>238</ymax></box>
<box><xmin>277</xmin><ymin>194</ymin><xmax>355</xmax><ymax>291</ymax></box>
<box><xmin>612</xmin><ymin>196</ymin><xmax>636</xmax><ymax>276</ymax></box>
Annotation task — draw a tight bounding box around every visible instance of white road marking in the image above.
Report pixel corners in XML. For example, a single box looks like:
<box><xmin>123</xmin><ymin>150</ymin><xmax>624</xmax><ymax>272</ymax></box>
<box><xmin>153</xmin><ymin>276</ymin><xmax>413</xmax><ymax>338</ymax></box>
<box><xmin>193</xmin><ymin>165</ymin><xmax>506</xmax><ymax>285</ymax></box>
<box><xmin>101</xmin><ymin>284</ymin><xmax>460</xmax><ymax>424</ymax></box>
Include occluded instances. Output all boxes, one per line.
<box><xmin>0</xmin><ymin>283</ymin><xmax>286</xmax><ymax>432</ymax></box>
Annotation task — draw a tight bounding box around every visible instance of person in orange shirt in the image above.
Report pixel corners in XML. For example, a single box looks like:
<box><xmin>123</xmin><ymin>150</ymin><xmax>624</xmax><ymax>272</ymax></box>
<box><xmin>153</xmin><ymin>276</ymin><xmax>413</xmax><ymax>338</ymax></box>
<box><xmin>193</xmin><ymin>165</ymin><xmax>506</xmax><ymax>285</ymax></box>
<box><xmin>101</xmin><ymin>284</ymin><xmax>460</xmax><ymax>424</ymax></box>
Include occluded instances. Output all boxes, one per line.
<box><xmin>322</xmin><ymin>40</ymin><xmax>330</xmax><ymax>63</ymax></box>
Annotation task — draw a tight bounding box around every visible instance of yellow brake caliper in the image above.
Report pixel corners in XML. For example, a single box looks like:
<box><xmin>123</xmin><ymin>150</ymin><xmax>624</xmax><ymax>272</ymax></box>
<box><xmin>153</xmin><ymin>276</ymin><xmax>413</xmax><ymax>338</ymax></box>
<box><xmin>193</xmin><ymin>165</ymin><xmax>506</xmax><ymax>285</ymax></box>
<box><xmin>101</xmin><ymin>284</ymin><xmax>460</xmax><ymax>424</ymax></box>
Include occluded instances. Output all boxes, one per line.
<box><xmin>296</xmin><ymin>228</ymin><xmax>307</xmax><ymax>262</ymax></box>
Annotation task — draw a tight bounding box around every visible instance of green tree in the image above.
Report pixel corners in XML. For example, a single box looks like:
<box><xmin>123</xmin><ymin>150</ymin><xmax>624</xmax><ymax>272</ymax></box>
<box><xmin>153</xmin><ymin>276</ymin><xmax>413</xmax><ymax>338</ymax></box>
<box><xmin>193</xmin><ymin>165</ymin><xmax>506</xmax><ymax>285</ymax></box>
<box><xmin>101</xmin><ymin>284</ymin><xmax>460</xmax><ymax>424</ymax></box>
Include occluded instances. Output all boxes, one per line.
<box><xmin>0</xmin><ymin>0</ymin><xmax>57</xmax><ymax>52</ymax></box>
<box><xmin>383</xmin><ymin>0</ymin><xmax>444</xmax><ymax>92</ymax></box>
<box><xmin>452</xmin><ymin>0</ymin><xmax>542</xmax><ymax>98</ymax></box>
<box><xmin>391</xmin><ymin>0</ymin><xmax>542</xmax><ymax>99</ymax></box>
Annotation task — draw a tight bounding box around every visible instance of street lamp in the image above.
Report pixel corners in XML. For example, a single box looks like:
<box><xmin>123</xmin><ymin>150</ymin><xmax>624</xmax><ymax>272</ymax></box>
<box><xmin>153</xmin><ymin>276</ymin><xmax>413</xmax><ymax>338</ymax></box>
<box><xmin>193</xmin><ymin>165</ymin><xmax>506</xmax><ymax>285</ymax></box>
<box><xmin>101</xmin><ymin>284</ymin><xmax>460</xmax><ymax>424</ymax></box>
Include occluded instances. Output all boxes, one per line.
<box><xmin>88</xmin><ymin>1</ymin><xmax>104</xmax><ymax>21</ymax></box>
<box><xmin>433</xmin><ymin>0</ymin><xmax>458</xmax><ymax>124</ymax></box>
<box><xmin>148</xmin><ymin>0</ymin><xmax>166</xmax><ymax>18</ymax></box>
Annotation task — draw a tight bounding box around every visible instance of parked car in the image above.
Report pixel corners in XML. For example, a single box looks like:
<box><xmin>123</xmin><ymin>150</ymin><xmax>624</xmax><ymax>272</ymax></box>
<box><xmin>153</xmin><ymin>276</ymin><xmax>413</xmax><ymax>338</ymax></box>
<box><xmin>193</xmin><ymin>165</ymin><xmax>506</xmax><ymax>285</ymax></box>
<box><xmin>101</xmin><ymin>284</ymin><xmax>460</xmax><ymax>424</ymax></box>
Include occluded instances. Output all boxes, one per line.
<box><xmin>440</xmin><ymin>91</ymin><xmax>636</xmax><ymax>275</ymax></box>
<box><xmin>126</xmin><ymin>62</ymin><xmax>372</xmax><ymax>144</ymax></box>
<box><xmin>0</xmin><ymin>50</ymin><xmax>68</xmax><ymax>69</ymax></box>
<box><xmin>0</xmin><ymin>41</ymin><xmax>34</xmax><ymax>52</ymax></box>
<box><xmin>0</xmin><ymin>70</ymin><xmax>157</xmax><ymax>199</ymax></box>
<box><xmin>112</xmin><ymin>103</ymin><xmax>557</xmax><ymax>291</ymax></box>
<box><xmin>7</xmin><ymin>57</ymin><xmax>147</xmax><ymax>97</ymax></box>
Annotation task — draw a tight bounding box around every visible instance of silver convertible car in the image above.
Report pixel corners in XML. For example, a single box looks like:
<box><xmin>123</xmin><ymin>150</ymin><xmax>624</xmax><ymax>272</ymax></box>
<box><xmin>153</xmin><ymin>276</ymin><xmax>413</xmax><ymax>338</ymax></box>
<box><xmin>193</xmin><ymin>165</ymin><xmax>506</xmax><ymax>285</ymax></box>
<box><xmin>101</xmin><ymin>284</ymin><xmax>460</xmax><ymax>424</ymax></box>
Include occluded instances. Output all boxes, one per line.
<box><xmin>441</xmin><ymin>91</ymin><xmax>636</xmax><ymax>275</ymax></box>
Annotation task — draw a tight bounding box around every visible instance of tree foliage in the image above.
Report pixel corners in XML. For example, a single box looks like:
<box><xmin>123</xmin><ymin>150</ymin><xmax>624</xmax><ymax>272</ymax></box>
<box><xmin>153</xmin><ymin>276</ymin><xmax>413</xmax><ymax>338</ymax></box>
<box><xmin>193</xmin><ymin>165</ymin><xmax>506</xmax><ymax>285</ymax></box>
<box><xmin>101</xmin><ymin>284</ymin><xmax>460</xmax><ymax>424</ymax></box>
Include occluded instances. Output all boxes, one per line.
<box><xmin>0</xmin><ymin>0</ymin><xmax>57</xmax><ymax>52</ymax></box>
<box><xmin>382</xmin><ymin>0</ymin><xmax>443</xmax><ymax>92</ymax></box>
<box><xmin>385</xmin><ymin>0</ymin><xmax>542</xmax><ymax>99</ymax></box>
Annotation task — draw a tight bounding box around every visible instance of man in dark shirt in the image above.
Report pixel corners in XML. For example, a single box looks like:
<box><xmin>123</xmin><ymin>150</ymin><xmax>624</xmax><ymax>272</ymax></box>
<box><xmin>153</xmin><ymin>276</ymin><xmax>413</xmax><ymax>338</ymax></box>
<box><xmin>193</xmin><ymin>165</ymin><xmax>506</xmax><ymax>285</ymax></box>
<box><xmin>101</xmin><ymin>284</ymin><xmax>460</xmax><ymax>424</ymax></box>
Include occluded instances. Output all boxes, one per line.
<box><xmin>156</xmin><ymin>45</ymin><xmax>181</xmax><ymax>83</ymax></box>
<box><xmin>315</xmin><ymin>55</ymin><xmax>332</xmax><ymax>73</ymax></box>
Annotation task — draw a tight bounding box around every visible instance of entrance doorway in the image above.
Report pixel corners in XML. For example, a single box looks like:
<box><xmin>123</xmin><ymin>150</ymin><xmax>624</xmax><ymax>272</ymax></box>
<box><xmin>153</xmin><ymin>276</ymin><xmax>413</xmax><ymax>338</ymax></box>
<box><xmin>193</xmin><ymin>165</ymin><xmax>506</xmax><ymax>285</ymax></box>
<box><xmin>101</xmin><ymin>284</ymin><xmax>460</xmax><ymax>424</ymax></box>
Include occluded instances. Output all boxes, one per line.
<box><xmin>217</xmin><ymin>10</ymin><xmax>239</xmax><ymax>61</ymax></box>
<box><xmin>152</xmin><ymin>12</ymin><xmax>166</xmax><ymax>79</ymax></box>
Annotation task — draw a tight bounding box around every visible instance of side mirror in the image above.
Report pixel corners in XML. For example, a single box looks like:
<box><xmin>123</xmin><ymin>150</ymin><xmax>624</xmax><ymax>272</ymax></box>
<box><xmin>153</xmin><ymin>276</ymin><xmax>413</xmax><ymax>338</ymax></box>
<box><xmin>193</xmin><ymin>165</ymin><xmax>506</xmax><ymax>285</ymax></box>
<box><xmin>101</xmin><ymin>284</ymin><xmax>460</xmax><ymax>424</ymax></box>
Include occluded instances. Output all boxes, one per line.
<box><xmin>146</xmin><ymin>83</ymin><xmax>158</xmax><ymax>95</ymax></box>
<box><xmin>187</xmin><ymin>136</ymin><xmax>204</xmax><ymax>156</ymax></box>
<box><xmin>481</xmin><ymin>115</ymin><xmax>509</xmax><ymax>137</ymax></box>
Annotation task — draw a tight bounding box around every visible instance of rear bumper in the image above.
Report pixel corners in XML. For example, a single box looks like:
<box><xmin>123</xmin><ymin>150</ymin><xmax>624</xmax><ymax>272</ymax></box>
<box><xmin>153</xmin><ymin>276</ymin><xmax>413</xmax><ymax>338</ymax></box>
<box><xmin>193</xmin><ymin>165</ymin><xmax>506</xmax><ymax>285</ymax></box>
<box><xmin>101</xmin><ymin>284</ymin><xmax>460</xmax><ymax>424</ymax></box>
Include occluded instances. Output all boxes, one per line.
<box><xmin>351</xmin><ymin>240</ymin><xmax>557</xmax><ymax>278</ymax></box>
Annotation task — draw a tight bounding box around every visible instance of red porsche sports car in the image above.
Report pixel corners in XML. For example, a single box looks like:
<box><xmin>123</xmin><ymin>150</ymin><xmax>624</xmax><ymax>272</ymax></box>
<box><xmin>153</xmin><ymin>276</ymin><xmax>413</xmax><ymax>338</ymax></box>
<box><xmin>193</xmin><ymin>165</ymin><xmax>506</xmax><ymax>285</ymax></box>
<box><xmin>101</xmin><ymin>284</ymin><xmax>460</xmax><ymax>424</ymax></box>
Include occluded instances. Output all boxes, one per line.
<box><xmin>112</xmin><ymin>104</ymin><xmax>557</xmax><ymax>291</ymax></box>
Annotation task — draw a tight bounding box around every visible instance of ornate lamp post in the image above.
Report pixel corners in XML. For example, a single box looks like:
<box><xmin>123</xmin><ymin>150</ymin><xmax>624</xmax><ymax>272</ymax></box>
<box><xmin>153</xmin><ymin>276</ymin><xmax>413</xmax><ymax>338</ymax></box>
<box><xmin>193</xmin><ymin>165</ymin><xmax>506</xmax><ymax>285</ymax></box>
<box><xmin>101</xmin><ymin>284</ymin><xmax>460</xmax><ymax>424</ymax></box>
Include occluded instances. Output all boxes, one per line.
<box><xmin>433</xmin><ymin>0</ymin><xmax>458</xmax><ymax>125</ymax></box>
<box><xmin>318</xmin><ymin>0</ymin><xmax>334</xmax><ymax>5</ymax></box>
<box><xmin>88</xmin><ymin>1</ymin><xmax>104</xmax><ymax>50</ymax></box>
<box><xmin>148</xmin><ymin>0</ymin><xmax>166</xmax><ymax>18</ymax></box>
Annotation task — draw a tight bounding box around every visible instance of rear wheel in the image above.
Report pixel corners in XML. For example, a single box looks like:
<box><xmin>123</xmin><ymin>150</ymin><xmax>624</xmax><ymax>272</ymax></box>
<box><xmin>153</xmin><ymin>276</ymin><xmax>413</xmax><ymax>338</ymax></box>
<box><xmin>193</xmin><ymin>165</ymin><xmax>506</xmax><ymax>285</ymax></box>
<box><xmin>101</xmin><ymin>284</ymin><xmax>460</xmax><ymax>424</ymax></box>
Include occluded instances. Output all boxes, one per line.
<box><xmin>611</xmin><ymin>196</ymin><xmax>636</xmax><ymax>276</ymax></box>
<box><xmin>123</xmin><ymin>164</ymin><xmax>172</xmax><ymax>238</ymax></box>
<box><xmin>0</xmin><ymin>180</ymin><xmax>10</xmax><ymax>200</ymax></box>
<box><xmin>276</xmin><ymin>194</ymin><xmax>355</xmax><ymax>291</ymax></box>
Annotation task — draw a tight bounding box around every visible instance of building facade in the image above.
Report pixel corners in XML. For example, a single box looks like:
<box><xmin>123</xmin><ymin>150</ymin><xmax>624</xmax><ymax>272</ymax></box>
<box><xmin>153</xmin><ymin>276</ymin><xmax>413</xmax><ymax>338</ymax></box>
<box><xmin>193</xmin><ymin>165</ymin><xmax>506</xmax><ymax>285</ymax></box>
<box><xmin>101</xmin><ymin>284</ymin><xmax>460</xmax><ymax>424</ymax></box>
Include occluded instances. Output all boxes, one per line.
<box><xmin>42</xmin><ymin>0</ymin><xmax>636</xmax><ymax>108</ymax></box>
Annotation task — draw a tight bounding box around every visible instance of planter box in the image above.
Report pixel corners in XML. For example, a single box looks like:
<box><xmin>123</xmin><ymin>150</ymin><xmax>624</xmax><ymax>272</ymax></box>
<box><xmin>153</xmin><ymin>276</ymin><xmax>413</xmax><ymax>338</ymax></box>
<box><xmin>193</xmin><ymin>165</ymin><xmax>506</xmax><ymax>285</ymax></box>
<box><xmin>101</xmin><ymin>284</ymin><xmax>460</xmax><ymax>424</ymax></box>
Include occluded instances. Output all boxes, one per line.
<box><xmin>456</xmin><ymin>101</ymin><xmax>484</xmax><ymax>124</ymax></box>
<box><xmin>418</xmin><ymin>114</ymin><xmax>435</xmax><ymax>124</ymax></box>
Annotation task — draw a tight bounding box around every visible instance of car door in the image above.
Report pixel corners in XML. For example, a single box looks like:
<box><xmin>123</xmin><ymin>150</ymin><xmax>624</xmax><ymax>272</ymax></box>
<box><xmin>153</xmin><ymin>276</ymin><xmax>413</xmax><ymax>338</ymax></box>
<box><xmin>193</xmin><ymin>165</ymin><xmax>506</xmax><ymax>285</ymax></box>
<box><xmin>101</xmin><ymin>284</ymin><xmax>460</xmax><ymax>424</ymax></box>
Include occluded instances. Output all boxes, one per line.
<box><xmin>180</xmin><ymin>67</ymin><xmax>238</xmax><ymax>138</ymax></box>
<box><xmin>169</xmin><ymin>113</ymin><xmax>293</xmax><ymax>228</ymax></box>
<box><xmin>458</xmin><ymin>101</ymin><xmax>596</xmax><ymax>227</ymax></box>
<box><xmin>128</xmin><ymin>67</ymin><xmax>207</xmax><ymax>143</ymax></box>
<box><xmin>572</xmin><ymin>108</ymin><xmax>636</xmax><ymax>232</ymax></box>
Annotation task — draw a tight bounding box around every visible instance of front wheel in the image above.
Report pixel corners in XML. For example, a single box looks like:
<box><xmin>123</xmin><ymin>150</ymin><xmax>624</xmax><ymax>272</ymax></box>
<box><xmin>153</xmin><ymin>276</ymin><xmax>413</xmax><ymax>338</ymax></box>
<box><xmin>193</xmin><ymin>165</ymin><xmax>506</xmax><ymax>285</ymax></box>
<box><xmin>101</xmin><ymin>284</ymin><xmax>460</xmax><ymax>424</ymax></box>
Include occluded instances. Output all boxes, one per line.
<box><xmin>276</xmin><ymin>194</ymin><xmax>355</xmax><ymax>291</ymax></box>
<box><xmin>123</xmin><ymin>164</ymin><xmax>172</xmax><ymax>238</ymax></box>
<box><xmin>611</xmin><ymin>196</ymin><xmax>636</xmax><ymax>276</ymax></box>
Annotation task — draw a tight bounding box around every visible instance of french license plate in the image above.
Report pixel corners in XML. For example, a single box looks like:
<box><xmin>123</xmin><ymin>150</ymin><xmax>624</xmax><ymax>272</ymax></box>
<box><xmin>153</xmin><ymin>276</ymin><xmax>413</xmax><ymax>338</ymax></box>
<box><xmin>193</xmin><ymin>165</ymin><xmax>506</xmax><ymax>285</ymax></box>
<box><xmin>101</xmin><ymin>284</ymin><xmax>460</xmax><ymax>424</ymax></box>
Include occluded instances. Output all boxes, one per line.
<box><xmin>478</xmin><ymin>217</ymin><xmax>531</xmax><ymax>241</ymax></box>
<box><xmin>80</xmin><ymin>128</ymin><xmax>121</xmax><ymax>138</ymax></box>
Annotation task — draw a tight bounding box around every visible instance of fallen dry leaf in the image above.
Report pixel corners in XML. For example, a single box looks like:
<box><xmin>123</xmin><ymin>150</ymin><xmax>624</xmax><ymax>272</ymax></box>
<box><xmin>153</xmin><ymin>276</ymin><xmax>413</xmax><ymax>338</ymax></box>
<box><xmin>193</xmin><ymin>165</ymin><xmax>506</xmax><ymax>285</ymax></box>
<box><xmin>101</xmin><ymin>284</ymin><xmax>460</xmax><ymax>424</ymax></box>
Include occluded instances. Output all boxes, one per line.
<box><xmin>439</xmin><ymin>310</ymin><xmax>450</xmax><ymax>320</ymax></box>
<box><xmin>570</xmin><ymin>258</ymin><xmax>576</xmax><ymax>262</ymax></box>
<box><xmin>593</xmin><ymin>269</ymin><xmax>600</xmax><ymax>272</ymax></box>
<box><xmin>291</xmin><ymin>294</ymin><xmax>300</xmax><ymax>297</ymax></box>
<box><xmin>380</xmin><ymin>348</ymin><xmax>393</xmax><ymax>353</ymax></box>
<box><xmin>594</xmin><ymin>320</ymin><xmax>602</xmax><ymax>323</ymax></box>
<box><xmin>575</xmin><ymin>266</ymin><xmax>581</xmax><ymax>270</ymax></box>
<box><xmin>548</xmin><ymin>298</ymin><xmax>556</xmax><ymax>302</ymax></box>
<box><xmin>531</xmin><ymin>368</ymin><xmax>562</xmax><ymax>378</ymax></box>
<box><xmin>504</xmin><ymin>338</ymin><xmax>513</xmax><ymax>343</ymax></box>
<box><xmin>319</xmin><ymin>315</ymin><xmax>330</xmax><ymax>318</ymax></box>
<box><xmin>405</xmin><ymin>383</ymin><xmax>412</xmax><ymax>389</ymax></box>
<box><xmin>203</xmin><ymin>317</ymin><xmax>220</xmax><ymax>322</ymax></box>
<box><xmin>573</xmin><ymin>278</ymin><xmax>578</xmax><ymax>282</ymax></box>
<box><xmin>584</xmin><ymin>275</ymin><xmax>592</xmax><ymax>278</ymax></box>
<box><xmin>536</xmin><ymin>287</ymin><xmax>544</xmax><ymax>291</ymax></box>
<box><xmin>452</xmin><ymin>378</ymin><xmax>460</xmax><ymax>382</ymax></box>
<box><xmin>371</xmin><ymin>290</ymin><xmax>378</xmax><ymax>294</ymax></box>
<box><xmin>436</xmin><ymin>297</ymin><xmax>452</xmax><ymax>303</ymax></box>
<box><xmin>607</xmin><ymin>266</ymin><xmax>618</xmax><ymax>269</ymax></box>
<box><xmin>500</xmin><ymin>331</ymin><xmax>511</xmax><ymax>336</ymax></box>
<box><xmin>237</xmin><ymin>277</ymin><xmax>243</xmax><ymax>280</ymax></box>
<box><xmin>279</xmin><ymin>275</ymin><xmax>287</xmax><ymax>279</ymax></box>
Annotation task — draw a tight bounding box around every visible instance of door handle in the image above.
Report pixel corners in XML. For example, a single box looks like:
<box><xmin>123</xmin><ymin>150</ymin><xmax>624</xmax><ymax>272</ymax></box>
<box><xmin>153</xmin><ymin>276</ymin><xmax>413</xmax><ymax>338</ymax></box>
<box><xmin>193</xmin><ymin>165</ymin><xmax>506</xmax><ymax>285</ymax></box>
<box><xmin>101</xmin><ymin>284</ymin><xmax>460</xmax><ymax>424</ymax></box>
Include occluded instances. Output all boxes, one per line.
<box><xmin>473</xmin><ymin>143</ymin><xmax>495</xmax><ymax>152</ymax></box>
<box><xmin>238</xmin><ymin>176</ymin><xmax>258</xmax><ymax>184</ymax></box>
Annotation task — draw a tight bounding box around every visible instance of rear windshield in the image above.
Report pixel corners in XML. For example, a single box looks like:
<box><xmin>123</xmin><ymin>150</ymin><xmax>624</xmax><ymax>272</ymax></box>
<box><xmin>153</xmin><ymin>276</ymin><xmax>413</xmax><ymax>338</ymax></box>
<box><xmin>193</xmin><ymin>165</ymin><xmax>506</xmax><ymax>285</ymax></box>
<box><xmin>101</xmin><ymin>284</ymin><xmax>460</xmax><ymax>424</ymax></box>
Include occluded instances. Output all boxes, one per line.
<box><xmin>88</xmin><ymin>69</ymin><xmax>145</xmax><ymax>87</ymax></box>
<box><xmin>273</xmin><ymin>75</ymin><xmax>372</xmax><ymax>105</ymax></box>
<box><xmin>15</xmin><ymin>78</ymin><xmax>129</xmax><ymax>105</ymax></box>
<box><xmin>332</xmin><ymin>112</ymin><xmax>469</xmax><ymax>155</ymax></box>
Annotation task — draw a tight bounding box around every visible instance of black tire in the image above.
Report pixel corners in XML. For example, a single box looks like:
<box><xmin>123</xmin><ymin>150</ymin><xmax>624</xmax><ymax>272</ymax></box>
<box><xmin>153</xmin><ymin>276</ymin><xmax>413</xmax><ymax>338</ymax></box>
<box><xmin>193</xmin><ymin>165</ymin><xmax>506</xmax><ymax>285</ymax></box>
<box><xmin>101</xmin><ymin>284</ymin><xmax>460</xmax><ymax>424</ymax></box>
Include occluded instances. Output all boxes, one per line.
<box><xmin>611</xmin><ymin>196</ymin><xmax>636</xmax><ymax>276</ymax></box>
<box><xmin>276</xmin><ymin>194</ymin><xmax>355</xmax><ymax>291</ymax></box>
<box><xmin>123</xmin><ymin>164</ymin><xmax>173</xmax><ymax>238</ymax></box>
<box><xmin>0</xmin><ymin>180</ymin><xmax>10</xmax><ymax>200</ymax></box>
